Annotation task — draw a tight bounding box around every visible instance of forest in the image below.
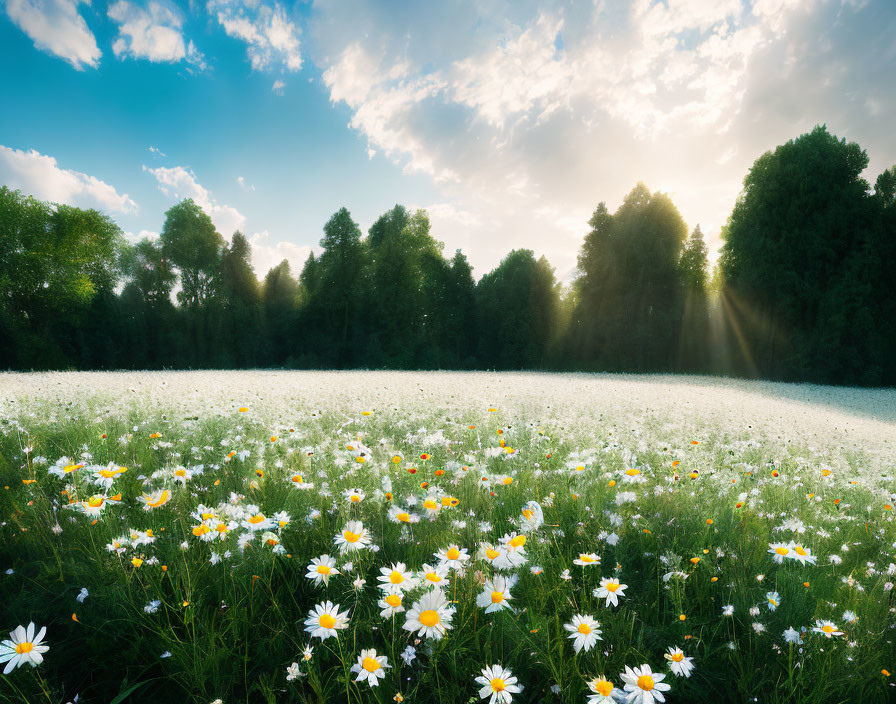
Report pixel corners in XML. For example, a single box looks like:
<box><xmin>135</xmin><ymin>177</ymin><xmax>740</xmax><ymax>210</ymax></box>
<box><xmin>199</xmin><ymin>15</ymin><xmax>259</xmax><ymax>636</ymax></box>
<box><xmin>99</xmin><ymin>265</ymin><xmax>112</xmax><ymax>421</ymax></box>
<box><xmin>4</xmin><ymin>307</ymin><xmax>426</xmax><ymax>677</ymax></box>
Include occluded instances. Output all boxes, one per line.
<box><xmin>2</xmin><ymin>125</ymin><xmax>894</xmax><ymax>386</ymax></box>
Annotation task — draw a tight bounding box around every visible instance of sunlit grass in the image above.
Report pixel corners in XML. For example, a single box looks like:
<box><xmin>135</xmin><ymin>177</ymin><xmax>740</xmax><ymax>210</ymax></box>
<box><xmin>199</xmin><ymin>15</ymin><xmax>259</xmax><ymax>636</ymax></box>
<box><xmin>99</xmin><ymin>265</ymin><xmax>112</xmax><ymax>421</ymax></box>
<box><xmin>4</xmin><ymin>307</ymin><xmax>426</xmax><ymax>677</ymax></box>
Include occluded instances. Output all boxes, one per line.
<box><xmin>0</xmin><ymin>372</ymin><xmax>894</xmax><ymax>703</ymax></box>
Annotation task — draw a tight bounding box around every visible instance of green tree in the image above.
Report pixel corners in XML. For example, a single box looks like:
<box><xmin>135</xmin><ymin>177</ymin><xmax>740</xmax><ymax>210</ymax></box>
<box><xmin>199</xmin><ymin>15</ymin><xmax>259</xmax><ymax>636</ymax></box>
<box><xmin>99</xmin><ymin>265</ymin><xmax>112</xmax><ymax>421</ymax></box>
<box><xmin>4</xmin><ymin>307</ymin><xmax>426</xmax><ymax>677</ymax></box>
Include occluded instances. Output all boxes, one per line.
<box><xmin>719</xmin><ymin>125</ymin><xmax>873</xmax><ymax>380</ymax></box>
<box><xmin>262</xmin><ymin>260</ymin><xmax>301</xmax><ymax>365</ymax></box>
<box><xmin>160</xmin><ymin>199</ymin><xmax>224</xmax><ymax>308</ymax></box>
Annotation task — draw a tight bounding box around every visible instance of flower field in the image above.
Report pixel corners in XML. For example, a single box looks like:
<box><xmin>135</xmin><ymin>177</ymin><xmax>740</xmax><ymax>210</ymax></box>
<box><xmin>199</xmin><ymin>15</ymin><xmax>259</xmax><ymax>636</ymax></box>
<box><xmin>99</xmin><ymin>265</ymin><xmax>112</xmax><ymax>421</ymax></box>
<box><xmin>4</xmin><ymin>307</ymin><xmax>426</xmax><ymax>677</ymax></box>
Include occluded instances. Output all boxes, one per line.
<box><xmin>0</xmin><ymin>371</ymin><xmax>894</xmax><ymax>704</ymax></box>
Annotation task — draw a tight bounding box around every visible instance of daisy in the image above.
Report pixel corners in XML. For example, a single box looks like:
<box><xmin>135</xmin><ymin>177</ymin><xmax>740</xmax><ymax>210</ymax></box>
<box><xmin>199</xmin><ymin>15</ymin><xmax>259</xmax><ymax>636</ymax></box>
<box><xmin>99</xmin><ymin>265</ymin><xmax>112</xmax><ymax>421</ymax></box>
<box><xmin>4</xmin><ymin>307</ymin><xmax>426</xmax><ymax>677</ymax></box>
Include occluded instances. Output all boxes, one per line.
<box><xmin>303</xmin><ymin>601</ymin><xmax>350</xmax><ymax>641</ymax></box>
<box><xmin>564</xmin><ymin>614</ymin><xmax>602</xmax><ymax>653</ymax></box>
<box><xmin>519</xmin><ymin>500</ymin><xmax>544</xmax><ymax>532</ymax></box>
<box><xmin>788</xmin><ymin>544</ymin><xmax>817</xmax><ymax>566</ymax></box>
<box><xmin>722</xmin><ymin>604</ymin><xmax>734</xmax><ymax>616</ymax></box>
<box><xmin>768</xmin><ymin>542</ymin><xmax>791</xmax><ymax>563</ymax></box>
<box><xmin>241</xmin><ymin>509</ymin><xmax>273</xmax><ymax>531</ymax></box>
<box><xmin>478</xmin><ymin>542</ymin><xmax>507</xmax><ymax>567</ymax></box>
<box><xmin>343</xmin><ymin>488</ymin><xmax>365</xmax><ymax>504</ymax></box>
<box><xmin>306</xmin><ymin>555</ymin><xmax>340</xmax><ymax>586</ymax></box>
<box><xmin>403</xmin><ymin>590</ymin><xmax>454</xmax><ymax>640</ymax></box>
<box><xmin>334</xmin><ymin>521</ymin><xmax>372</xmax><ymax>554</ymax></box>
<box><xmin>498</xmin><ymin>533</ymin><xmax>528</xmax><ymax>568</ymax></box>
<box><xmin>138</xmin><ymin>489</ymin><xmax>172</xmax><ymax>511</ymax></box>
<box><xmin>594</xmin><ymin>577</ymin><xmax>627</xmax><ymax>607</ymax></box>
<box><xmin>476</xmin><ymin>574</ymin><xmax>518</xmax><ymax>614</ymax></box>
<box><xmin>812</xmin><ymin>620</ymin><xmax>843</xmax><ymax>638</ymax></box>
<box><xmin>663</xmin><ymin>647</ymin><xmax>694</xmax><ymax>678</ymax></box>
<box><xmin>435</xmin><ymin>544</ymin><xmax>470</xmax><ymax>571</ymax></box>
<box><xmin>0</xmin><ymin>623</ymin><xmax>49</xmax><ymax>674</ymax></box>
<box><xmin>388</xmin><ymin>505</ymin><xmax>418</xmax><ymax>524</ymax></box>
<box><xmin>68</xmin><ymin>493</ymin><xmax>121</xmax><ymax>517</ymax></box>
<box><xmin>378</xmin><ymin>592</ymin><xmax>405</xmax><ymax>618</ymax></box>
<box><xmin>619</xmin><ymin>664</ymin><xmax>671</xmax><ymax>704</ymax></box>
<box><xmin>49</xmin><ymin>458</ymin><xmax>84</xmax><ymax>479</ymax></box>
<box><xmin>418</xmin><ymin>563</ymin><xmax>450</xmax><ymax>589</ymax></box>
<box><xmin>475</xmin><ymin>664</ymin><xmax>522</xmax><ymax>704</ymax></box>
<box><xmin>574</xmin><ymin>552</ymin><xmax>601</xmax><ymax>567</ymax></box>
<box><xmin>351</xmin><ymin>648</ymin><xmax>389</xmax><ymax>687</ymax></box>
<box><xmin>766</xmin><ymin>591</ymin><xmax>780</xmax><ymax>611</ymax></box>
<box><xmin>377</xmin><ymin>562</ymin><xmax>418</xmax><ymax>593</ymax></box>
<box><xmin>587</xmin><ymin>676</ymin><xmax>618</xmax><ymax>704</ymax></box>
<box><xmin>91</xmin><ymin>463</ymin><xmax>127</xmax><ymax>489</ymax></box>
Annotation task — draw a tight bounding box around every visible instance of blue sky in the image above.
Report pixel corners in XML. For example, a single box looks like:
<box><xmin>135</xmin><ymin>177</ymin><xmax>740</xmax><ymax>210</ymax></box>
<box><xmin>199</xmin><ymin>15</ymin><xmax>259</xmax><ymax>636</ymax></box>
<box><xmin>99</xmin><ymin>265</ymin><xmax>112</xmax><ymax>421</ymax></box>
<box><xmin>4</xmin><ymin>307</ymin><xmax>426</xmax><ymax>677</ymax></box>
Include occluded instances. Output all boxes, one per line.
<box><xmin>2</xmin><ymin>0</ymin><xmax>895</xmax><ymax>280</ymax></box>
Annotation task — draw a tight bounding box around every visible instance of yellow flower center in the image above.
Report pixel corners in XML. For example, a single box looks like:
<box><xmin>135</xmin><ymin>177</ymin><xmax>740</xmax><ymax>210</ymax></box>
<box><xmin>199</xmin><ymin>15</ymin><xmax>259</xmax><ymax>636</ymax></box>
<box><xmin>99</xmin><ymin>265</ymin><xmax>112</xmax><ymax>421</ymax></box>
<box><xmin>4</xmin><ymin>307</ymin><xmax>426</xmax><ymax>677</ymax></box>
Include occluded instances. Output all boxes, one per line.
<box><xmin>15</xmin><ymin>642</ymin><xmax>33</xmax><ymax>654</ymax></box>
<box><xmin>249</xmin><ymin>514</ymin><xmax>265</xmax><ymax>524</ymax></box>
<box><xmin>595</xmin><ymin>680</ymin><xmax>613</xmax><ymax>696</ymax></box>
<box><xmin>216</xmin><ymin>523</ymin><xmax>227</xmax><ymax>533</ymax></box>
<box><xmin>385</xmin><ymin>594</ymin><xmax>402</xmax><ymax>607</ymax></box>
<box><xmin>794</xmin><ymin>546</ymin><xmax>807</xmax><ymax>556</ymax></box>
<box><xmin>503</xmin><ymin>477</ymin><xmax>513</xmax><ymax>485</ymax></box>
<box><xmin>625</xmin><ymin>468</ymin><xmax>640</xmax><ymax>476</ymax></box>
<box><xmin>606</xmin><ymin>582</ymin><xmax>619</xmax><ymax>592</ymax></box>
<box><xmin>579</xmin><ymin>554</ymin><xmax>595</xmax><ymax>563</ymax></box>
<box><xmin>316</xmin><ymin>565</ymin><xmax>331</xmax><ymax>575</ymax></box>
<box><xmin>671</xmin><ymin>652</ymin><xmax>684</xmax><ymax>662</ymax></box>
<box><xmin>578</xmin><ymin>622</ymin><xmax>591</xmax><ymax>634</ymax></box>
<box><xmin>425</xmin><ymin>572</ymin><xmax>441</xmax><ymax>583</ymax></box>
<box><xmin>397</xmin><ymin>512</ymin><xmax>410</xmax><ymax>523</ymax></box>
<box><xmin>446</xmin><ymin>548</ymin><xmax>460</xmax><ymax>560</ymax></box>
<box><xmin>822</xmin><ymin>625</ymin><xmax>834</xmax><ymax>634</ymax></box>
<box><xmin>343</xmin><ymin>530</ymin><xmax>361</xmax><ymax>543</ymax></box>
<box><xmin>637</xmin><ymin>675</ymin><xmax>655</xmax><ymax>691</ymax></box>
<box><xmin>509</xmin><ymin>535</ymin><xmax>526</xmax><ymax>548</ymax></box>
<box><xmin>491</xmin><ymin>590</ymin><xmax>504</xmax><ymax>604</ymax></box>
<box><xmin>318</xmin><ymin>614</ymin><xmax>336</xmax><ymax>629</ymax></box>
<box><xmin>486</xmin><ymin>549</ymin><xmax>500</xmax><ymax>560</ymax></box>
<box><xmin>775</xmin><ymin>547</ymin><xmax>789</xmax><ymax>555</ymax></box>
<box><xmin>350</xmin><ymin>495</ymin><xmax>361</xmax><ymax>502</ymax></box>
<box><xmin>491</xmin><ymin>678</ymin><xmax>506</xmax><ymax>692</ymax></box>
<box><xmin>423</xmin><ymin>500</ymin><xmax>438</xmax><ymax>510</ymax></box>
<box><xmin>193</xmin><ymin>524</ymin><xmax>210</xmax><ymax>536</ymax></box>
<box><xmin>362</xmin><ymin>656</ymin><xmax>380</xmax><ymax>673</ymax></box>
<box><xmin>87</xmin><ymin>495</ymin><xmax>104</xmax><ymax>508</ymax></box>
<box><xmin>418</xmin><ymin>610</ymin><xmax>440</xmax><ymax>627</ymax></box>
<box><xmin>291</xmin><ymin>474</ymin><xmax>304</xmax><ymax>483</ymax></box>
<box><xmin>522</xmin><ymin>509</ymin><xmax>533</xmax><ymax>520</ymax></box>
<box><xmin>390</xmin><ymin>571</ymin><xmax>404</xmax><ymax>584</ymax></box>
<box><xmin>175</xmin><ymin>469</ymin><xmax>186</xmax><ymax>477</ymax></box>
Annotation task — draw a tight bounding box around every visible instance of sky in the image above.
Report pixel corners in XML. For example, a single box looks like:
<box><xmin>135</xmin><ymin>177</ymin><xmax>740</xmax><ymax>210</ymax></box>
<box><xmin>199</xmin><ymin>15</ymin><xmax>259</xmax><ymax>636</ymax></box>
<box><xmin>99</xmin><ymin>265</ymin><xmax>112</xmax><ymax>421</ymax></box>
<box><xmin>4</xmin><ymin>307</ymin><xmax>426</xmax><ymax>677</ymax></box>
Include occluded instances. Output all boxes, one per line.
<box><xmin>1</xmin><ymin>0</ymin><xmax>894</xmax><ymax>282</ymax></box>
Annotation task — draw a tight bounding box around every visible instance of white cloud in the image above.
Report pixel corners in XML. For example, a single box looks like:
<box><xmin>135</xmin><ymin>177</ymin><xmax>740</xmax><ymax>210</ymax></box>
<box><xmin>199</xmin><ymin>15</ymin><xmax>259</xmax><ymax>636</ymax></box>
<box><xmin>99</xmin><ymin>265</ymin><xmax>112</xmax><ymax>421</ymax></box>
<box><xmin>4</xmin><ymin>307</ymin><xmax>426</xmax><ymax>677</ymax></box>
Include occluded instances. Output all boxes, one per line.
<box><xmin>236</xmin><ymin>175</ymin><xmax>255</xmax><ymax>191</ymax></box>
<box><xmin>272</xmin><ymin>79</ymin><xmax>285</xmax><ymax>95</ymax></box>
<box><xmin>309</xmin><ymin>0</ymin><xmax>892</xmax><ymax>276</ymax></box>
<box><xmin>108</xmin><ymin>0</ymin><xmax>206</xmax><ymax>69</ymax></box>
<box><xmin>0</xmin><ymin>144</ymin><xmax>136</xmax><ymax>212</ymax></box>
<box><xmin>148</xmin><ymin>145</ymin><xmax>166</xmax><ymax>156</ymax></box>
<box><xmin>143</xmin><ymin>164</ymin><xmax>245</xmax><ymax>236</ymax></box>
<box><xmin>5</xmin><ymin>0</ymin><xmax>101</xmax><ymax>69</ymax></box>
<box><xmin>208</xmin><ymin>0</ymin><xmax>302</xmax><ymax>72</ymax></box>
<box><xmin>248</xmin><ymin>230</ymin><xmax>312</xmax><ymax>278</ymax></box>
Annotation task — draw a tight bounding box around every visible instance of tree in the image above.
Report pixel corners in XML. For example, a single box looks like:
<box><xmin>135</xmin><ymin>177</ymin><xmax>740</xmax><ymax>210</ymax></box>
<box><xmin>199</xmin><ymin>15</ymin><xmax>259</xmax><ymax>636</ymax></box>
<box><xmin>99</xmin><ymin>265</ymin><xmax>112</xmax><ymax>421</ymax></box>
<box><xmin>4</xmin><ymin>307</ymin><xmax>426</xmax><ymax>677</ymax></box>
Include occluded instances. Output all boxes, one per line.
<box><xmin>569</xmin><ymin>183</ymin><xmax>689</xmax><ymax>371</ymax></box>
<box><xmin>218</xmin><ymin>232</ymin><xmax>262</xmax><ymax>366</ymax></box>
<box><xmin>719</xmin><ymin>125</ymin><xmax>873</xmax><ymax>380</ymax></box>
<box><xmin>160</xmin><ymin>199</ymin><xmax>224</xmax><ymax>308</ymax></box>
<box><xmin>476</xmin><ymin>249</ymin><xmax>559</xmax><ymax>369</ymax></box>
<box><xmin>262</xmin><ymin>260</ymin><xmax>300</xmax><ymax>365</ymax></box>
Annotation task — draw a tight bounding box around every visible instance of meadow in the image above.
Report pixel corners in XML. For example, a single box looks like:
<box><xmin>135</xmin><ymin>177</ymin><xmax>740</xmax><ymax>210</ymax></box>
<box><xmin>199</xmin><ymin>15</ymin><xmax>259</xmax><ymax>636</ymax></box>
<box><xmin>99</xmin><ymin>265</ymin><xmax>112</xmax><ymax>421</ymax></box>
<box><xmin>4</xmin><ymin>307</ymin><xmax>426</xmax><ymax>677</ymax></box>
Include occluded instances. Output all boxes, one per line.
<box><xmin>0</xmin><ymin>371</ymin><xmax>894</xmax><ymax>704</ymax></box>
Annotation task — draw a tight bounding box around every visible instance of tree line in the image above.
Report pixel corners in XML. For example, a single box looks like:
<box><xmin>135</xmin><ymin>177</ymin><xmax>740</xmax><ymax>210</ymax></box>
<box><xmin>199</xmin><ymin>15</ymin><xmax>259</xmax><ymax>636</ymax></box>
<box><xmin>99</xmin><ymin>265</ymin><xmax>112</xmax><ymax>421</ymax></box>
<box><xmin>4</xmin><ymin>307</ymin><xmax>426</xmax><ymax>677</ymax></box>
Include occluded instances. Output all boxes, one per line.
<box><xmin>1</xmin><ymin>125</ymin><xmax>893</xmax><ymax>385</ymax></box>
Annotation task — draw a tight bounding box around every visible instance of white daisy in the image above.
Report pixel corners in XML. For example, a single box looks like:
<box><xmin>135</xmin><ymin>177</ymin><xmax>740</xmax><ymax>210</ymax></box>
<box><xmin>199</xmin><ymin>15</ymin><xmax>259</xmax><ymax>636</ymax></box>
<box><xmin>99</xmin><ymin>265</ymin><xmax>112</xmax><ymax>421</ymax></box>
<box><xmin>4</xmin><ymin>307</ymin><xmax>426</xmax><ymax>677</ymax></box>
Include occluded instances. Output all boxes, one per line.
<box><xmin>619</xmin><ymin>664</ymin><xmax>671</xmax><ymax>704</ymax></box>
<box><xmin>663</xmin><ymin>647</ymin><xmax>694</xmax><ymax>678</ymax></box>
<box><xmin>303</xmin><ymin>601</ymin><xmax>349</xmax><ymax>641</ymax></box>
<box><xmin>593</xmin><ymin>577</ymin><xmax>627</xmax><ymax>607</ymax></box>
<box><xmin>403</xmin><ymin>590</ymin><xmax>454</xmax><ymax>640</ymax></box>
<box><xmin>0</xmin><ymin>623</ymin><xmax>49</xmax><ymax>674</ymax></box>
<box><xmin>475</xmin><ymin>664</ymin><xmax>522</xmax><ymax>704</ymax></box>
<box><xmin>306</xmin><ymin>555</ymin><xmax>339</xmax><ymax>586</ymax></box>
<box><xmin>351</xmin><ymin>648</ymin><xmax>389</xmax><ymax>687</ymax></box>
<box><xmin>476</xmin><ymin>574</ymin><xmax>518</xmax><ymax>614</ymax></box>
<box><xmin>564</xmin><ymin>614</ymin><xmax>602</xmax><ymax>653</ymax></box>
<box><xmin>334</xmin><ymin>521</ymin><xmax>372</xmax><ymax>554</ymax></box>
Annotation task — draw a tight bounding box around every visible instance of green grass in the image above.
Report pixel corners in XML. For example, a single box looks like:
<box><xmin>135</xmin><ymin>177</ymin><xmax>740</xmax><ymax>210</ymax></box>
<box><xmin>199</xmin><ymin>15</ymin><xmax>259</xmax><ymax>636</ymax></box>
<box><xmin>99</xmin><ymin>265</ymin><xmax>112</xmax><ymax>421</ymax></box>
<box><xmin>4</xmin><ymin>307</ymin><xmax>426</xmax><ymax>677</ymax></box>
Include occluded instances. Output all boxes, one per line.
<box><xmin>0</xmin><ymin>372</ymin><xmax>894</xmax><ymax>704</ymax></box>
